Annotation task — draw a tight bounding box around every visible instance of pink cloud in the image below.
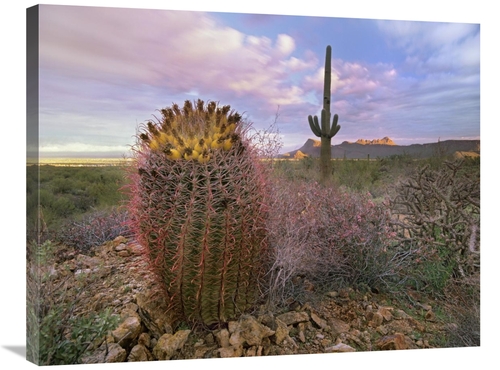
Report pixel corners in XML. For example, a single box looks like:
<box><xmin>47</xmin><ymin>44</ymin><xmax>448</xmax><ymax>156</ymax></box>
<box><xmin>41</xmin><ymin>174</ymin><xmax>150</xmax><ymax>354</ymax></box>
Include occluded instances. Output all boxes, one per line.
<box><xmin>40</xmin><ymin>5</ymin><xmax>311</xmax><ymax>111</ymax></box>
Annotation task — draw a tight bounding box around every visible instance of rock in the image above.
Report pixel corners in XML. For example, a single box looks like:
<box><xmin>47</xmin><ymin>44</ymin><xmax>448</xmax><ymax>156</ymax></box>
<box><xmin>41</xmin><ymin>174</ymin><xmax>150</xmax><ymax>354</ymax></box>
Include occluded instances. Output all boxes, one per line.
<box><xmin>82</xmin><ymin>342</ymin><xmax>127</xmax><ymax>363</ymax></box>
<box><xmin>325</xmin><ymin>343</ymin><xmax>356</xmax><ymax>353</ymax></box>
<box><xmin>128</xmin><ymin>241</ymin><xmax>145</xmax><ymax>255</ymax></box>
<box><xmin>136</xmin><ymin>333</ymin><xmax>149</xmax><ymax>348</ymax></box>
<box><xmin>76</xmin><ymin>254</ymin><xmax>102</xmax><ymax>268</ymax></box>
<box><xmin>114</xmin><ymin>243</ymin><xmax>129</xmax><ymax>252</ymax></box>
<box><xmin>246</xmin><ymin>346</ymin><xmax>263</xmax><ymax>356</ymax></box>
<box><xmin>408</xmin><ymin>317</ymin><xmax>426</xmax><ymax>332</ymax></box>
<box><xmin>127</xmin><ymin>344</ymin><xmax>154</xmax><ymax>362</ymax></box>
<box><xmin>120</xmin><ymin>306</ymin><xmax>140</xmax><ymax>321</ymax></box>
<box><xmin>271</xmin><ymin>318</ymin><xmax>289</xmax><ymax>345</ymax></box>
<box><xmin>204</xmin><ymin>332</ymin><xmax>215</xmax><ymax>345</ymax></box>
<box><xmin>393</xmin><ymin>309</ymin><xmax>410</xmax><ymax>319</ymax></box>
<box><xmin>214</xmin><ymin>329</ymin><xmax>230</xmax><ymax>348</ymax></box>
<box><xmin>112</xmin><ymin>235</ymin><xmax>128</xmax><ymax>246</ymax></box>
<box><xmin>234</xmin><ymin>315</ymin><xmax>275</xmax><ymax>347</ymax></box>
<box><xmin>376</xmin><ymin>325</ymin><xmax>389</xmax><ymax>336</ymax></box>
<box><xmin>117</xmin><ymin>250</ymin><xmax>131</xmax><ymax>257</ymax></box>
<box><xmin>228</xmin><ymin>321</ymin><xmax>239</xmax><ymax>334</ymax></box>
<box><xmin>111</xmin><ymin>315</ymin><xmax>142</xmax><ymax>348</ymax></box>
<box><xmin>218</xmin><ymin>345</ymin><xmax>243</xmax><ymax>358</ymax></box>
<box><xmin>425</xmin><ymin>310</ymin><xmax>436</xmax><ymax>321</ymax></box>
<box><xmin>298</xmin><ymin>330</ymin><xmax>306</xmax><ymax>343</ymax></box>
<box><xmin>325</xmin><ymin>291</ymin><xmax>339</xmax><ymax>298</ymax></box>
<box><xmin>153</xmin><ymin>330</ymin><xmax>191</xmax><ymax>360</ymax></box>
<box><xmin>376</xmin><ymin>333</ymin><xmax>409</xmax><ymax>350</ymax></box>
<box><xmin>328</xmin><ymin>318</ymin><xmax>350</xmax><ymax>337</ymax></box>
<box><xmin>338</xmin><ymin>288</ymin><xmax>352</xmax><ymax>299</ymax></box>
<box><xmin>310</xmin><ymin>311</ymin><xmax>328</xmax><ymax>329</ymax></box>
<box><xmin>303</xmin><ymin>279</ymin><xmax>315</xmax><ymax>292</ymax></box>
<box><xmin>369</xmin><ymin>312</ymin><xmax>384</xmax><ymax>328</ymax></box>
<box><xmin>378</xmin><ymin>307</ymin><xmax>393</xmax><ymax>322</ymax></box>
<box><xmin>416</xmin><ymin>302</ymin><xmax>432</xmax><ymax>311</ymax></box>
<box><xmin>355</xmin><ymin>137</ymin><xmax>396</xmax><ymax>146</ymax></box>
<box><xmin>229</xmin><ymin>329</ymin><xmax>242</xmax><ymax>347</ymax></box>
<box><xmin>276</xmin><ymin>311</ymin><xmax>309</xmax><ymax>326</ymax></box>
<box><xmin>136</xmin><ymin>293</ymin><xmax>173</xmax><ymax>339</ymax></box>
<box><xmin>194</xmin><ymin>345</ymin><xmax>213</xmax><ymax>359</ymax></box>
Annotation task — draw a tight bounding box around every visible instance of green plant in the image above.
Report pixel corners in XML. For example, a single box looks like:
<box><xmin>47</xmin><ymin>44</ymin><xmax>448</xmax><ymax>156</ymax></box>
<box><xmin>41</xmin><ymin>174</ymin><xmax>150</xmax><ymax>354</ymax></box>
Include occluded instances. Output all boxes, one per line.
<box><xmin>308</xmin><ymin>45</ymin><xmax>341</xmax><ymax>183</ymax></box>
<box><xmin>388</xmin><ymin>159</ymin><xmax>480</xmax><ymax>295</ymax></box>
<box><xmin>126</xmin><ymin>99</ymin><xmax>269</xmax><ymax>326</ymax></box>
<box><xmin>39</xmin><ymin>307</ymin><xmax>118</xmax><ymax>365</ymax></box>
<box><xmin>26</xmin><ymin>240</ymin><xmax>119</xmax><ymax>365</ymax></box>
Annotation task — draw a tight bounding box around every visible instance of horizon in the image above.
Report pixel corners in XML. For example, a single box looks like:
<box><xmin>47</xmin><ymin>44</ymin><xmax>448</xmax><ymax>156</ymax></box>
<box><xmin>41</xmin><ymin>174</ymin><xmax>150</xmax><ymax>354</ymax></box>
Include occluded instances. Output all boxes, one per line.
<box><xmin>36</xmin><ymin>136</ymin><xmax>481</xmax><ymax>160</ymax></box>
<box><xmin>35</xmin><ymin>5</ymin><xmax>480</xmax><ymax>158</ymax></box>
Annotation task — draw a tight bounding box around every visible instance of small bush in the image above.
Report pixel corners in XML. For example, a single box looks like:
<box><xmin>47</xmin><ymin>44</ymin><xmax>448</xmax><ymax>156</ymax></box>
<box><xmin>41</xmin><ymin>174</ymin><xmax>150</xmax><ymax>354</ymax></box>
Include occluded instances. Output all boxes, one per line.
<box><xmin>26</xmin><ymin>240</ymin><xmax>120</xmax><ymax>365</ymax></box>
<box><xmin>387</xmin><ymin>159</ymin><xmax>480</xmax><ymax>296</ymax></box>
<box><xmin>56</xmin><ymin>208</ymin><xmax>130</xmax><ymax>253</ymax></box>
<box><xmin>264</xmin><ymin>179</ymin><xmax>402</xmax><ymax>307</ymax></box>
<box><xmin>444</xmin><ymin>276</ymin><xmax>480</xmax><ymax>347</ymax></box>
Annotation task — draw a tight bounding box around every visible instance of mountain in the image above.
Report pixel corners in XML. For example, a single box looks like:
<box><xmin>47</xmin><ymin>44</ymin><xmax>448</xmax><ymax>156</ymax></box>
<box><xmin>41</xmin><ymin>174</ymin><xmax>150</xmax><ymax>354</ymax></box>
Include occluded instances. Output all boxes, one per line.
<box><xmin>353</xmin><ymin>137</ymin><xmax>396</xmax><ymax>146</ymax></box>
<box><xmin>280</xmin><ymin>138</ymin><xmax>480</xmax><ymax>160</ymax></box>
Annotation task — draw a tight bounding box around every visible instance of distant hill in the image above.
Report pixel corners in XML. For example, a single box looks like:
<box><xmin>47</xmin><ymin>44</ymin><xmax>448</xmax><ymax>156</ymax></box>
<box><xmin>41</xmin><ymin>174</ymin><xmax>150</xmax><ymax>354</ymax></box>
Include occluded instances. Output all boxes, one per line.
<box><xmin>280</xmin><ymin>138</ymin><xmax>480</xmax><ymax>160</ymax></box>
<box><xmin>353</xmin><ymin>137</ymin><xmax>396</xmax><ymax>146</ymax></box>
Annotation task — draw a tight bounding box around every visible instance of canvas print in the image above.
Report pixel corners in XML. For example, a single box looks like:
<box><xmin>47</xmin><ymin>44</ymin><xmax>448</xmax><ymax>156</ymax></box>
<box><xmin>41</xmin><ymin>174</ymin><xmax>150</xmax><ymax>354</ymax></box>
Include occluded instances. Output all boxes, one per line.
<box><xmin>26</xmin><ymin>4</ymin><xmax>480</xmax><ymax>366</ymax></box>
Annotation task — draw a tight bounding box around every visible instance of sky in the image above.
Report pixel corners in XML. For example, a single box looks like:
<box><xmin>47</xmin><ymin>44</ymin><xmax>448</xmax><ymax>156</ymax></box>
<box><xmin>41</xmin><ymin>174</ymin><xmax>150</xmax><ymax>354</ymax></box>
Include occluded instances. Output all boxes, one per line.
<box><xmin>34</xmin><ymin>3</ymin><xmax>481</xmax><ymax>157</ymax></box>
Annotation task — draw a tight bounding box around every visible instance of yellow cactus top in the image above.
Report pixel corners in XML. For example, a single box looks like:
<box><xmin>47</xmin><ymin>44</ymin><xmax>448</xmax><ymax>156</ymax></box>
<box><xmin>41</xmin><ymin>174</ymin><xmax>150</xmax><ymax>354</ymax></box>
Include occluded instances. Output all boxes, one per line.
<box><xmin>143</xmin><ymin>99</ymin><xmax>242</xmax><ymax>163</ymax></box>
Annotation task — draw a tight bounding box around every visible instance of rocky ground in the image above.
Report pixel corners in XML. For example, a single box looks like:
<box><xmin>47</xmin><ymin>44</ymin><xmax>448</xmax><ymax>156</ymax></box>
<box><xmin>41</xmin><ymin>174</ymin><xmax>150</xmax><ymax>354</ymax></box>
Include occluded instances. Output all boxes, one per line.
<box><xmin>41</xmin><ymin>236</ymin><xmax>454</xmax><ymax>364</ymax></box>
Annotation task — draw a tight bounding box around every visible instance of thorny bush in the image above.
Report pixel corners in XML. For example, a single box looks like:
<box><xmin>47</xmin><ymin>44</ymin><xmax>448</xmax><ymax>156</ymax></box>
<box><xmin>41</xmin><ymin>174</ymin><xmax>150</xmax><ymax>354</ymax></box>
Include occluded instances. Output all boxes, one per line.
<box><xmin>56</xmin><ymin>207</ymin><xmax>131</xmax><ymax>254</ymax></box>
<box><xmin>387</xmin><ymin>159</ymin><xmax>480</xmax><ymax>295</ymax></box>
<box><xmin>264</xmin><ymin>179</ymin><xmax>406</xmax><ymax>308</ymax></box>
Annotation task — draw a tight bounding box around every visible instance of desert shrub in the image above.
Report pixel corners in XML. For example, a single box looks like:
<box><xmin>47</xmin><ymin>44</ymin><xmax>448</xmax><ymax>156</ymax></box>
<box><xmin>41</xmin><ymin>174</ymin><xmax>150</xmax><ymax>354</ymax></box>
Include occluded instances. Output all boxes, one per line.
<box><xmin>26</xmin><ymin>240</ymin><xmax>119</xmax><ymax>365</ymax></box>
<box><xmin>332</xmin><ymin>159</ymin><xmax>381</xmax><ymax>192</ymax></box>
<box><xmin>442</xmin><ymin>275</ymin><xmax>480</xmax><ymax>347</ymax></box>
<box><xmin>264</xmin><ymin>179</ymin><xmax>403</xmax><ymax>307</ymax></box>
<box><xmin>387</xmin><ymin>159</ymin><xmax>480</xmax><ymax>296</ymax></box>
<box><xmin>27</xmin><ymin>165</ymin><xmax>129</xmax><ymax>242</ymax></box>
<box><xmin>56</xmin><ymin>207</ymin><xmax>130</xmax><ymax>253</ymax></box>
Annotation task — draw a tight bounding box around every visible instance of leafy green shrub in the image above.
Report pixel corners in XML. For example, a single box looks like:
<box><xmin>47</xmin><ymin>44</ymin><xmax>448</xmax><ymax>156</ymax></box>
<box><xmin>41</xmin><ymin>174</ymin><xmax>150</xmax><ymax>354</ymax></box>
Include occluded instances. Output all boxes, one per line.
<box><xmin>332</xmin><ymin>159</ymin><xmax>381</xmax><ymax>192</ymax></box>
<box><xmin>26</xmin><ymin>165</ymin><xmax>129</xmax><ymax>243</ymax></box>
<box><xmin>26</xmin><ymin>240</ymin><xmax>119</xmax><ymax>365</ymax></box>
<box><xmin>38</xmin><ymin>306</ymin><xmax>118</xmax><ymax>365</ymax></box>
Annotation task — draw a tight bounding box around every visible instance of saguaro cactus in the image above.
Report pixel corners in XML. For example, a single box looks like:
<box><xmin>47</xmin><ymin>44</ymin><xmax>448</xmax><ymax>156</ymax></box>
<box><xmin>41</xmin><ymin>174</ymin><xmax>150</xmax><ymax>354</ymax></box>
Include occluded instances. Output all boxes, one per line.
<box><xmin>126</xmin><ymin>99</ymin><xmax>269</xmax><ymax>326</ymax></box>
<box><xmin>308</xmin><ymin>45</ymin><xmax>341</xmax><ymax>182</ymax></box>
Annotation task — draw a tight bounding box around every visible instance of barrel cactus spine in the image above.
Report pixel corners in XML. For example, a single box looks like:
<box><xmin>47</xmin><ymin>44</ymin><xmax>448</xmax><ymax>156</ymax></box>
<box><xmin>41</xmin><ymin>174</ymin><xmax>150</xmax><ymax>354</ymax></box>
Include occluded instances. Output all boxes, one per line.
<box><xmin>126</xmin><ymin>99</ymin><xmax>269</xmax><ymax>326</ymax></box>
<box><xmin>308</xmin><ymin>45</ymin><xmax>341</xmax><ymax>183</ymax></box>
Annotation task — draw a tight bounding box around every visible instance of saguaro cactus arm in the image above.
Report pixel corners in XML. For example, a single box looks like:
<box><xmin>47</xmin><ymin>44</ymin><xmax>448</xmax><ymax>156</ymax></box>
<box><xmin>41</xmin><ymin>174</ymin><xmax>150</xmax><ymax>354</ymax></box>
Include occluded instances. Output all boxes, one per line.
<box><xmin>308</xmin><ymin>114</ymin><xmax>322</xmax><ymax>137</ymax></box>
<box><xmin>329</xmin><ymin>113</ymin><xmax>340</xmax><ymax>138</ymax></box>
<box><xmin>308</xmin><ymin>109</ymin><xmax>341</xmax><ymax>139</ymax></box>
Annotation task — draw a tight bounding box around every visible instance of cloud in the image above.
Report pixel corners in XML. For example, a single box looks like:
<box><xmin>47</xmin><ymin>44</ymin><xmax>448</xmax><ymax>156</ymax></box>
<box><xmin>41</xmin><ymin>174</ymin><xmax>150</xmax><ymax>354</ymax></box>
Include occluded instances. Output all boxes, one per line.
<box><xmin>36</xmin><ymin>6</ymin><xmax>480</xmax><ymax>154</ymax></box>
<box><xmin>40</xmin><ymin>6</ymin><xmax>311</xmax><ymax>108</ymax></box>
<box><xmin>376</xmin><ymin>20</ymin><xmax>479</xmax><ymax>75</ymax></box>
<box><xmin>275</xmin><ymin>34</ymin><xmax>295</xmax><ymax>56</ymax></box>
<box><xmin>38</xmin><ymin>6</ymin><xmax>327</xmax><ymax>154</ymax></box>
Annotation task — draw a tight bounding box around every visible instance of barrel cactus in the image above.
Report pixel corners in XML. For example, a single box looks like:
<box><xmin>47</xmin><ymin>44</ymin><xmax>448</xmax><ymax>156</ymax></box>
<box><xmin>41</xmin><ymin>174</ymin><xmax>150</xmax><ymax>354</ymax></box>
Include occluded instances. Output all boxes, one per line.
<box><xmin>126</xmin><ymin>99</ymin><xmax>269</xmax><ymax>326</ymax></box>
